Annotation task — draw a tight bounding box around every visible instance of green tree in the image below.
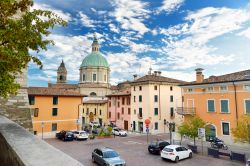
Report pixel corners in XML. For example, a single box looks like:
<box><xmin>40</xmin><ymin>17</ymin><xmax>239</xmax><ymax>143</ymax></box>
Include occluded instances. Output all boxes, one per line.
<box><xmin>178</xmin><ymin>116</ymin><xmax>208</xmax><ymax>145</ymax></box>
<box><xmin>232</xmin><ymin>115</ymin><xmax>250</xmax><ymax>143</ymax></box>
<box><xmin>0</xmin><ymin>0</ymin><xmax>67</xmax><ymax>97</ymax></box>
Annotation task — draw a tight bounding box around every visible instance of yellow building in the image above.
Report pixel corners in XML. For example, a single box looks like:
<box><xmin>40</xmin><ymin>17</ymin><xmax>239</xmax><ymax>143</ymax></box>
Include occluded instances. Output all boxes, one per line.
<box><xmin>80</xmin><ymin>97</ymin><xmax>108</xmax><ymax>127</ymax></box>
<box><xmin>178</xmin><ymin>68</ymin><xmax>250</xmax><ymax>143</ymax></box>
<box><xmin>28</xmin><ymin>87</ymin><xmax>85</xmax><ymax>138</ymax></box>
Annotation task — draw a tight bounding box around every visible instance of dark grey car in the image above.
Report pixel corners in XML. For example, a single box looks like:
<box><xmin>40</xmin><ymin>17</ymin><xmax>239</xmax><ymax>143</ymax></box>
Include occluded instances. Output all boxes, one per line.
<box><xmin>92</xmin><ymin>148</ymin><xmax>126</xmax><ymax>166</ymax></box>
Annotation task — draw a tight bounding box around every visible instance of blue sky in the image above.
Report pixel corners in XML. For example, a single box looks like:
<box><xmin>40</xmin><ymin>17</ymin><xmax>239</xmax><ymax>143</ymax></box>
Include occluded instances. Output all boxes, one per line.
<box><xmin>29</xmin><ymin>0</ymin><xmax>250</xmax><ymax>86</ymax></box>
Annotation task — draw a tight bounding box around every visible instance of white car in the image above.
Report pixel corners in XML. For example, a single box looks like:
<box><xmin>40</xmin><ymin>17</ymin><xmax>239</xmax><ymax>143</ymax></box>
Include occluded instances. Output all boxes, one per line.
<box><xmin>161</xmin><ymin>145</ymin><xmax>192</xmax><ymax>162</ymax></box>
<box><xmin>246</xmin><ymin>158</ymin><xmax>250</xmax><ymax>166</ymax></box>
<box><xmin>72</xmin><ymin>131</ymin><xmax>88</xmax><ymax>140</ymax></box>
<box><xmin>89</xmin><ymin>121</ymin><xmax>100</xmax><ymax>128</ymax></box>
<box><xmin>112</xmin><ymin>128</ymin><xmax>127</xmax><ymax>136</ymax></box>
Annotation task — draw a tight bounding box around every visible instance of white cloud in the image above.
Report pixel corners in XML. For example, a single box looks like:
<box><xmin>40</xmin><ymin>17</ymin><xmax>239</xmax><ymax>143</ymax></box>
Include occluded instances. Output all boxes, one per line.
<box><xmin>160</xmin><ymin>7</ymin><xmax>250</xmax><ymax>69</ymax></box>
<box><xmin>109</xmin><ymin>23</ymin><xmax>120</xmax><ymax>33</ymax></box>
<box><xmin>237</xmin><ymin>27</ymin><xmax>250</xmax><ymax>38</ymax></box>
<box><xmin>32</xmin><ymin>3</ymin><xmax>71</xmax><ymax>22</ymax></box>
<box><xmin>78</xmin><ymin>11</ymin><xmax>95</xmax><ymax>27</ymax></box>
<box><xmin>109</xmin><ymin>0</ymin><xmax>150</xmax><ymax>35</ymax></box>
<box><xmin>157</xmin><ymin>0</ymin><xmax>184</xmax><ymax>14</ymax></box>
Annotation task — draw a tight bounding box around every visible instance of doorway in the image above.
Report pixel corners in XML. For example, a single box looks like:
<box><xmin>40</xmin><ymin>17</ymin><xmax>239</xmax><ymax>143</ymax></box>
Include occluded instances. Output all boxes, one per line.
<box><xmin>124</xmin><ymin>120</ymin><xmax>128</xmax><ymax>130</ymax></box>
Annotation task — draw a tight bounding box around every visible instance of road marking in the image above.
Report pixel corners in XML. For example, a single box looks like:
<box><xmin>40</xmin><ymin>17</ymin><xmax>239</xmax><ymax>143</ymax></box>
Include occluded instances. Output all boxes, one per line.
<box><xmin>124</xmin><ymin>140</ymin><xmax>142</xmax><ymax>145</ymax></box>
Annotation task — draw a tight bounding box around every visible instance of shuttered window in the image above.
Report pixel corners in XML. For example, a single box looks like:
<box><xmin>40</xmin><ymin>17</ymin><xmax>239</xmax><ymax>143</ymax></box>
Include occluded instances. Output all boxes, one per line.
<box><xmin>208</xmin><ymin>100</ymin><xmax>215</xmax><ymax>112</ymax></box>
<box><xmin>220</xmin><ymin>100</ymin><xmax>229</xmax><ymax>113</ymax></box>
<box><xmin>245</xmin><ymin>100</ymin><xmax>250</xmax><ymax>114</ymax></box>
<box><xmin>222</xmin><ymin>122</ymin><xmax>229</xmax><ymax>135</ymax></box>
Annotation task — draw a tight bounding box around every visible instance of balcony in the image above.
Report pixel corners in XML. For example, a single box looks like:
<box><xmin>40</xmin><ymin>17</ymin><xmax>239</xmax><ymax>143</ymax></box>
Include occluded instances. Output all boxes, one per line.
<box><xmin>137</xmin><ymin>113</ymin><xmax>143</xmax><ymax>119</ymax></box>
<box><xmin>176</xmin><ymin>107</ymin><xmax>196</xmax><ymax>115</ymax></box>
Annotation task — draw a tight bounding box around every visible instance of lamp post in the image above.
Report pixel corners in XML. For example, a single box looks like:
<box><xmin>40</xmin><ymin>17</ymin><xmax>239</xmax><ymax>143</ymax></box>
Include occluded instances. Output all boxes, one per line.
<box><xmin>166</xmin><ymin>121</ymin><xmax>175</xmax><ymax>145</ymax></box>
<box><xmin>41</xmin><ymin>121</ymin><xmax>44</xmax><ymax>140</ymax></box>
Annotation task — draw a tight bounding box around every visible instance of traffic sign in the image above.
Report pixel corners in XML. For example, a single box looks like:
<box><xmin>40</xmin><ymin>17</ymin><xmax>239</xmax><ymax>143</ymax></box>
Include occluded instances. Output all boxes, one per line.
<box><xmin>146</xmin><ymin>127</ymin><xmax>149</xmax><ymax>133</ymax></box>
<box><xmin>144</xmin><ymin>119</ymin><xmax>151</xmax><ymax>125</ymax></box>
<box><xmin>198</xmin><ymin>128</ymin><xmax>205</xmax><ymax>138</ymax></box>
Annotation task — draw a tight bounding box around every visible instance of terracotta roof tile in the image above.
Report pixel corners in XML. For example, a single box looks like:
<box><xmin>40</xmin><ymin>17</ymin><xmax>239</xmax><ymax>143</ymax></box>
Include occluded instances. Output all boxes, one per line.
<box><xmin>28</xmin><ymin>87</ymin><xmax>86</xmax><ymax>97</ymax></box>
<box><xmin>132</xmin><ymin>75</ymin><xmax>186</xmax><ymax>84</ymax></box>
<box><xmin>106</xmin><ymin>89</ymin><xmax>131</xmax><ymax>97</ymax></box>
<box><xmin>83</xmin><ymin>100</ymin><xmax>108</xmax><ymax>104</ymax></box>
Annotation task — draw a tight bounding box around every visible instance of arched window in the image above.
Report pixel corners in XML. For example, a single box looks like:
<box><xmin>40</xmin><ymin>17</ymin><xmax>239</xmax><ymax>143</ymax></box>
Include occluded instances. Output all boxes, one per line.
<box><xmin>206</xmin><ymin>124</ymin><xmax>216</xmax><ymax>140</ymax></box>
<box><xmin>82</xmin><ymin>74</ymin><xmax>86</xmax><ymax>81</ymax></box>
<box><xmin>93</xmin><ymin>74</ymin><xmax>97</xmax><ymax>81</ymax></box>
<box><xmin>59</xmin><ymin>75</ymin><xmax>63</xmax><ymax>80</ymax></box>
<box><xmin>90</xmin><ymin>92</ymin><xmax>97</xmax><ymax>96</ymax></box>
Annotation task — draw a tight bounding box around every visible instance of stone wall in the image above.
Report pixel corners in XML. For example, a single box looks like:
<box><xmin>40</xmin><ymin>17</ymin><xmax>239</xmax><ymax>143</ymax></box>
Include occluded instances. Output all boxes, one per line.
<box><xmin>0</xmin><ymin>116</ymin><xmax>83</xmax><ymax>166</ymax></box>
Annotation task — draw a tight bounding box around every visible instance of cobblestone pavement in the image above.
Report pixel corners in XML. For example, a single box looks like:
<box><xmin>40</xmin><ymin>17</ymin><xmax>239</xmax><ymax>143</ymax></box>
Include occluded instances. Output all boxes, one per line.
<box><xmin>46</xmin><ymin>134</ymin><xmax>244</xmax><ymax>166</ymax></box>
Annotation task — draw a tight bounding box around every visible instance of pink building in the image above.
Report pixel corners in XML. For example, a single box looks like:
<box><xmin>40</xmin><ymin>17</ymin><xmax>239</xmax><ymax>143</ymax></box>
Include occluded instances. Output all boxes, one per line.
<box><xmin>106</xmin><ymin>89</ymin><xmax>131</xmax><ymax>130</ymax></box>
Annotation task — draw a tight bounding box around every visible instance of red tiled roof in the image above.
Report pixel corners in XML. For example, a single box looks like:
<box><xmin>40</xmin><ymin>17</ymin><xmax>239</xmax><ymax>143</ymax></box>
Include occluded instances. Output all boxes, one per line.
<box><xmin>48</xmin><ymin>83</ymin><xmax>78</xmax><ymax>89</ymax></box>
<box><xmin>28</xmin><ymin>87</ymin><xmax>86</xmax><ymax>97</ymax></box>
<box><xmin>132</xmin><ymin>75</ymin><xmax>186</xmax><ymax>84</ymax></box>
<box><xmin>83</xmin><ymin>100</ymin><xmax>108</xmax><ymax>104</ymax></box>
<box><xmin>106</xmin><ymin>89</ymin><xmax>131</xmax><ymax>97</ymax></box>
<box><xmin>182</xmin><ymin>69</ymin><xmax>250</xmax><ymax>86</ymax></box>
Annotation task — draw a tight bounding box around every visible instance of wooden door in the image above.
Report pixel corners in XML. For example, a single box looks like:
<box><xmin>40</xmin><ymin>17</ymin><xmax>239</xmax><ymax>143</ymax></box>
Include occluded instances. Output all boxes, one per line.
<box><xmin>124</xmin><ymin>120</ymin><xmax>128</xmax><ymax>130</ymax></box>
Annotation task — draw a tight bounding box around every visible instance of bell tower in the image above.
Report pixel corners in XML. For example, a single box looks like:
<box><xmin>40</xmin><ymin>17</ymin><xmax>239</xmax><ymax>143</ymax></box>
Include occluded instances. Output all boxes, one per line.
<box><xmin>57</xmin><ymin>60</ymin><xmax>67</xmax><ymax>84</ymax></box>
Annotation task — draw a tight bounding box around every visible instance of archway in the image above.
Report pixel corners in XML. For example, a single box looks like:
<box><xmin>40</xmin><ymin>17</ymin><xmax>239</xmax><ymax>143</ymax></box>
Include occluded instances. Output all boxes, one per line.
<box><xmin>89</xmin><ymin>112</ymin><xmax>94</xmax><ymax>122</ymax></box>
<box><xmin>206</xmin><ymin>124</ymin><xmax>216</xmax><ymax>140</ymax></box>
<box><xmin>90</xmin><ymin>92</ymin><xmax>97</xmax><ymax>96</ymax></box>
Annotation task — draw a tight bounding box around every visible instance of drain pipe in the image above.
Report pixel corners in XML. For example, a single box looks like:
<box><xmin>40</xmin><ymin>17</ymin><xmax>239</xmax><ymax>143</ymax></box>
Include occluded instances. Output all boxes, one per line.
<box><xmin>233</xmin><ymin>82</ymin><xmax>239</xmax><ymax>126</ymax></box>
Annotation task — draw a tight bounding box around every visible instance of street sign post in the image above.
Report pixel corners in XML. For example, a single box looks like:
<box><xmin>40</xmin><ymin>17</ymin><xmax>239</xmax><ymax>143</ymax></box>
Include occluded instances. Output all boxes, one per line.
<box><xmin>41</xmin><ymin>121</ymin><xmax>45</xmax><ymax>140</ymax></box>
<box><xmin>198</xmin><ymin>128</ymin><xmax>205</xmax><ymax>154</ymax></box>
<box><xmin>145</xmin><ymin>119</ymin><xmax>151</xmax><ymax>144</ymax></box>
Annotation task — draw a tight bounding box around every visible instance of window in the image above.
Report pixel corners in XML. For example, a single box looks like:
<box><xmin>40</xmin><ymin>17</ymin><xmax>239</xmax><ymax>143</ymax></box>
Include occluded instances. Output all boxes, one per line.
<box><xmin>53</xmin><ymin>96</ymin><xmax>58</xmax><ymax>105</ymax></box>
<box><xmin>207</xmin><ymin>87</ymin><xmax>214</xmax><ymax>92</ymax></box>
<box><xmin>220</xmin><ymin>86</ymin><xmax>227</xmax><ymax>91</ymax></box>
<box><xmin>222</xmin><ymin>122</ymin><xmax>230</xmax><ymax>135</ymax></box>
<box><xmin>59</xmin><ymin>75</ymin><xmax>63</xmax><ymax>80</ymax></box>
<box><xmin>245</xmin><ymin>100</ymin><xmax>250</xmax><ymax>114</ymax></box>
<box><xmin>82</xmin><ymin>74</ymin><xmax>85</xmax><ymax>81</ymax></box>
<box><xmin>117</xmin><ymin>113</ymin><xmax>120</xmax><ymax>119</ymax></box>
<box><xmin>134</xmin><ymin>109</ymin><xmax>136</xmax><ymax>115</ymax></box>
<box><xmin>220</xmin><ymin>100</ymin><xmax>229</xmax><ymax>113</ymax></box>
<box><xmin>207</xmin><ymin>100</ymin><xmax>215</xmax><ymax>112</ymax></box>
<box><xmin>188</xmin><ymin>88</ymin><xmax>193</xmax><ymax>92</ymax></box>
<box><xmin>99</xmin><ymin>110</ymin><xmax>102</xmax><ymax>115</ymax></box>
<box><xmin>109</xmin><ymin>101</ymin><xmax>111</xmax><ymax>107</ymax></box>
<box><xmin>122</xmin><ymin>98</ymin><xmax>125</xmax><ymax>105</ymax></box>
<box><xmin>139</xmin><ymin>108</ymin><xmax>142</xmax><ymax>117</ymax></box>
<box><xmin>128</xmin><ymin>108</ymin><xmax>131</xmax><ymax>115</ymax></box>
<box><xmin>109</xmin><ymin>112</ymin><xmax>111</xmax><ymax>118</ymax></box>
<box><xmin>170</xmin><ymin>86</ymin><xmax>173</xmax><ymax>91</ymax></box>
<box><xmin>34</xmin><ymin>131</ymin><xmax>37</xmax><ymax>135</ymax></box>
<box><xmin>86</xmin><ymin>108</ymin><xmax>89</xmax><ymax>115</ymax></box>
<box><xmin>139</xmin><ymin>95</ymin><xmax>142</xmax><ymax>102</ymax></box>
<box><xmin>34</xmin><ymin>108</ymin><xmax>39</xmax><ymax>117</ymax></box>
<box><xmin>29</xmin><ymin>95</ymin><xmax>35</xmax><ymax>105</ymax></box>
<box><xmin>122</xmin><ymin>107</ymin><xmax>124</xmax><ymax>114</ymax></box>
<box><xmin>139</xmin><ymin>86</ymin><xmax>142</xmax><ymax>91</ymax></box>
<box><xmin>90</xmin><ymin>92</ymin><xmax>97</xmax><ymax>96</ymax></box>
<box><xmin>93</xmin><ymin>73</ymin><xmax>97</xmax><ymax>81</ymax></box>
<box><xmin>94</xmin><ymin>108</ymin><xmax>96</xmax><ymax>115</ymax></box>
<box><xmin>134</xmin><ymin>96</ymin><xmax>136</xmax><ymax>102</ymax></box>
<box><xmin>52</xmin><ymin>123</ymin><xmax>57</xmax><ymax>131</ymax></box>
<box><xmin>104</xmin><ymin>74</ymin><xmax>106</xmax><ymax>82</ymax></box>
<box><xmin>127</xmin><ymin>97</ymin><xmax>130</xmax><ymax>105</ymax></box>
<box><xmin>154</xmin><ymin>95</ymin><xmax>158</xmax><ymax>102</ymax></box>
<box><xmin>118</xmin><ymin>102</ymin><xmax>120</xmax><ymax>108</ymax></box>
<box><xmin>52</xmin><ymin>108</ymin><xmax>58</xmax><ymax>116</ymax></box>
<box><xmin>154</xmin><ymin>85</ymin><xmax>157</xmax><ymax>90</ymax></box>
<box><xmin>170</xmin><ymin>107</ymin><xmax>174</xmax><ymax>117</ymax></box>
<box><xmin>155</xmin><ymin>122</ymin><xmax>158</xmax><ymax>130</ymax></box>
<box><xmin>134</xmin><ymin>86</ymin><xmax>136</xmax><ymax>91</ymax></box>
<box><xmin>154</xmin><ymin>108</ymin><xmax>158</xmax><ymax>115</ymax></box>
<box><xmin>170</xmin><ymin>95</ymin><xmax>173</xmax><ymax>102</ymax></box>
<box><xmin>244</xmin><ymin>84</ymin><xmax>250</xmax><ymax>90</ymax></box>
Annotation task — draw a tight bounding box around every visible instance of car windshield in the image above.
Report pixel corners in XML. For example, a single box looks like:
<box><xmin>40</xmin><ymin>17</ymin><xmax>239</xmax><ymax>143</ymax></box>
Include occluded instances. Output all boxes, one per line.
<box><xmin>66</xmin><ymin>132</ymin><xmax>73</xmax><ymax>135</ymax></box>
<box><xmin>163</xmin><ymin>148</ymin><xmax>173</xmax><ymax>152</ymax></box>
<box><xmin>150</xmin><ymin>141</ymin><xmax>159</xmax><ymax>146</ymax></box>
<box><xmin>103</xmin><ymin>151</ymin><xmax>119</xmax><ymax>158</ymax></box>
<box><xmin>80</xmin><ymin>132</ymin><xmax>86</xmax><ymax>134</ymax></box>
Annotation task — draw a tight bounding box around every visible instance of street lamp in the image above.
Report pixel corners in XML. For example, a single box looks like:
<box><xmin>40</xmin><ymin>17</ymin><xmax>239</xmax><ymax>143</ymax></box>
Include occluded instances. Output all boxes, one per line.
<box><xmin>166</xmin><ymin>121</ymin><xmax>175</xmax><ymax>144</ymax></box>
<box><xmin>41</xmin><ymin>121</ymin><xmax>45</xmax><ymax>140</ymax></box>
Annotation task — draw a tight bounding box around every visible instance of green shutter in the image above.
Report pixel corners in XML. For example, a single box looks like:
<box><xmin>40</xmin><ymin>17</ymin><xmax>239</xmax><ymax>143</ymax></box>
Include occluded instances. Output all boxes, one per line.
<box><xmin>208</xmin><ymin>100</ymin><xmax>215</xmax><ymax>112</ymax></box>
<box><xmin>221</xmin><ymin>100</ymin><xmax>229</xmax><ymax>113</ymax></box>
<box><xmin>154</xmin><ymin>108</ymin><xmax>158</xmax><ymax>115</ymax></box>
<box><xmin>222</xmin><ymin>122</ymin><xmax>229</xmax><ymax>135</ymax></box>
<box><xmin>245</xmin><ymin>100</ymin><xmax>250</xmax><ymax>114</ymax></box>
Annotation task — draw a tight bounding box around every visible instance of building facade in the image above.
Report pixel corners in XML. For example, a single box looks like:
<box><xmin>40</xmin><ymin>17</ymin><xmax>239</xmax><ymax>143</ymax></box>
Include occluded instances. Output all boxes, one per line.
<box><xmin>130</xmin><ymin>71</ymin><xmax>184</xmax><ymax>134</ymax></box>
<box><xmin>179</xmin><ymin>68</ymin><xmax>250</xmax><ymax>143</ymax></box>
<box><xmin>107</xmin><ymin>89</ymin><xmax>131</xmax><ymax>130</ymax></box>
<box><xmin>28</xmin><ymin>87</ymin><xmax>85</xmax><ymax>137</ymax></box>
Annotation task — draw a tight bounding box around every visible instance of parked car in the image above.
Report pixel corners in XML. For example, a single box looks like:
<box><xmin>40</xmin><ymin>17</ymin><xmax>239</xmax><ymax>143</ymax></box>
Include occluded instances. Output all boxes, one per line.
<box><xmin>246</xmin><ymin>158</ymin><xmax>250</xmax><ymax>166</ymax></box>
<box><xmin>72</xmin><ymin>130</ymin><xmax>88</xmax><ymax>140</ymax></box>
<box><xmin>161</xmin><ymin>145</ymin><xmax>192</xmax><ymax>163</ymax></box>
<box><xmin>148</xmin><ymin>140</ymin><xmax>170</xmax><ymax>154</ymax></box>
<box><xmin>112</xmin><ymin>128</ymin><xmax>127</xmax><ymax>136</ymax></box>
<box><xmin>56</xmin><ymin>130</ymin><xmax>74</xmax><ymax>141</ymax></box>
<box><xmin>92</xmin><ymin>147</ymin><xmax>126</xmax><ymax>166</ymax></box>
<box><xmin>90</xmin><ymin>121</ymin><xmax>101</xmax><ymax>128</ymax></box>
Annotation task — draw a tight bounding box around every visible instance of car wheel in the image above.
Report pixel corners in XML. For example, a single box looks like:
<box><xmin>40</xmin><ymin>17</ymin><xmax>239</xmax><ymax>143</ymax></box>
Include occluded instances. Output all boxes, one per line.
<box><xmin>92</xmin><ymin>156</ymin><xmax>95</xmax><ymax>163</ymax></box>
<box><xmin>175</xmin><ymin>156</ymin><xmax>179</xmax><ymax>163</ymax></box>
<box><xmin>189</xmin><ymin>153</ymin><xmax>192</xmax><ymax>158</ymax></box>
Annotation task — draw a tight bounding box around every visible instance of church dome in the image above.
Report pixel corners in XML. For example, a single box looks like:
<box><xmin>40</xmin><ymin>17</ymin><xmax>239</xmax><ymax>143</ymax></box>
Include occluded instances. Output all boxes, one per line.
<box><xmin>80</xmin><ymin>51</ymin><xmax>109</xmax><ymax>68</ymax></box>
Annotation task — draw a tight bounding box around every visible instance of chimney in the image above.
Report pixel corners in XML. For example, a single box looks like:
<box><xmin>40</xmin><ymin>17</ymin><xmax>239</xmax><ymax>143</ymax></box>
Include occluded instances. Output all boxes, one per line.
<box><xmin>157</xmin><ymin>71</ymin><xmax>161</xmax><ymax>76</ymax></box>
<box><xmin>133</xmin><ymin>74</ymin><xmax>138</xmax><ymax>80</ymax></box>
<box><xmin>154</xmin><ymin>71</ymin><xmax>158</xmax><ymax>76</ymax></box>
<box><xmin>195</xmin><ymin>68</ymin><xmax>204</xmax><ymax>83</ymax></box>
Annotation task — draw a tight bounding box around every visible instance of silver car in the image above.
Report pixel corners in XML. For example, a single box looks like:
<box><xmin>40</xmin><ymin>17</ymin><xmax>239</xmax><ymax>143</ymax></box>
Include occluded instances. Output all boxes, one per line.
<box><xmin>92</xmin><ymin>147</ymin><xmax>126</xmax><ymax>166</ymax></box>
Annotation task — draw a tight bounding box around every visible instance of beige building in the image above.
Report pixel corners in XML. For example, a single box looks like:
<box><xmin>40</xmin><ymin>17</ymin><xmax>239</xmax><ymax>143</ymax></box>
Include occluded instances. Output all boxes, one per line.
<box><xmin>80</xmin><ymin>97</ymin><xmax>108</xmax><ymax>127</ymax></box>
<box><xmin>130</xmin><ymin>71</ymin><xmax>184</xmax><ymax>134</ymax></box>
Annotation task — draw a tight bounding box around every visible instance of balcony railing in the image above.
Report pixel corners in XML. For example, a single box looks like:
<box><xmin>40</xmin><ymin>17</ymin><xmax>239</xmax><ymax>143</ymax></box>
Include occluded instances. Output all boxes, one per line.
<box><xmin>137</xmin><ymin>113</ymin><xmax>143</xmax><ymax>119</ymax></box>
<box><xmin>176</xmin><ymin>107</ymin><xmax>196</xmax><ymax>115</ymax></box>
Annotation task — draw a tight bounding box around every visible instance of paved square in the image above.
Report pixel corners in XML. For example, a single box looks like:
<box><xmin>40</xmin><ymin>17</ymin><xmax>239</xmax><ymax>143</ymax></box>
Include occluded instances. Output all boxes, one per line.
<box><xmin>46</xmin><ymin>134</ymin><xmax>243</xmax><ymax>166</ymax></box>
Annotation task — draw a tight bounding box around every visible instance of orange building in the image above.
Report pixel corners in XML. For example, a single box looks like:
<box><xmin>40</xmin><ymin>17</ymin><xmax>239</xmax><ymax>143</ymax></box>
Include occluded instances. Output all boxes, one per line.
<box><xmin>28</xmin><ymin>87</ymin><xmax>86</xmax><ymax>138</ymax></box>
<box><xmin>178</xmin><ymin>68</ymin><xmax>250</xmax><ymax>143</ymax></box>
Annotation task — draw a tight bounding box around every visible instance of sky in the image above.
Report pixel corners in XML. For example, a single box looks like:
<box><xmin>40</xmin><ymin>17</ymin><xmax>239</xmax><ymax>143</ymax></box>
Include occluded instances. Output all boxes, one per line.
<box><xmin>29</xmin><ymin>0</ymin><xmax>250</xmax><ymax>86</ymax></box>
